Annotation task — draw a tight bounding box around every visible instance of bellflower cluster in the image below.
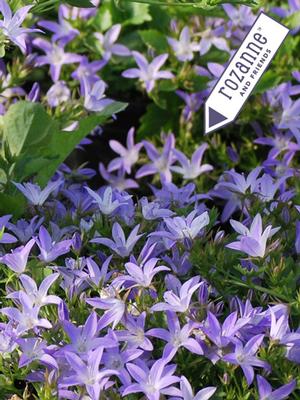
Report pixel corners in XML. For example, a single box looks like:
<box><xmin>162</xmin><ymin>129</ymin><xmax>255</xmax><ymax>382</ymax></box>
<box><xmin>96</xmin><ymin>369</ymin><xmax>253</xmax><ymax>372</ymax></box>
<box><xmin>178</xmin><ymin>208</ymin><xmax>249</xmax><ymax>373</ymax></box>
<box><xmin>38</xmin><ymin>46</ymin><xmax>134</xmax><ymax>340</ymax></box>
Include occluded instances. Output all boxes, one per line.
<box><xmin>0</xmin><ymin>0</ymin><xmax>300</xmax><ymax>399</ymax></box>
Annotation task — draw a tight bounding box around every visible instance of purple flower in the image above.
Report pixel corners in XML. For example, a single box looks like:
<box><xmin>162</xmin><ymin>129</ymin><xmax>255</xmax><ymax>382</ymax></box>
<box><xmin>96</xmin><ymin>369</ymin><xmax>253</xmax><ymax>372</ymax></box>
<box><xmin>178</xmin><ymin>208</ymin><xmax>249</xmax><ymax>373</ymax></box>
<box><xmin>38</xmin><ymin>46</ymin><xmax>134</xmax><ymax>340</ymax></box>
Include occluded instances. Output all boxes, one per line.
<box><xmin>17</xmin><ymin>337</ymin><xmax>58</xmax><ymax>369</ymax></box>
<box><xmin>136</xmin><ymin>133</ymin><xmax>176</xmax><ymax>183</ymax></box>
<box><xmin>167</xmin><ymin>26</ymin><xmax>200</xmax><ymax>62</ymax></box>
<box><xmin>140</xmin><ymin>197</ymin><xmax>175</xmax><ymax>220</ymax></box>
<box><xmin>226</xmin><ymin>214</ymin><xmax>280</xmax><ymax>258</ymax></box>
<box><xmin>62</xmin><ymin>312</ymin><xmax>116</xmax><ymax>355</ymax></box>
<box><xmin>0</xmin><ymin>215</ymin><xmax>17</xmax><ymax>244</ymax></box>
<box><xmin>99</xmin><ymin>163</ymin><xmax>139</xmax><ymax>191</ymax></box>
<box><xmin>56</xmin><ymin>257</ymin><xmax>88</xmax><ymax>298</ymax></box>
<box><xmin>122</xmin><ymin>51</ymin><xmax>174</xmax><ymax>93</ymax></box>
<box><xmin>0</xmin><ymin>323</ymin><xmax>17</xmax><ymax>354</ymax></box>
<box><xmin>256</xmin><ymin>375</ymin><xmax>296</xmax><ymax>400</ymax></box>
<box><xmin>114</xmin><ymin>257</ymin><xmax>170</xmax><ymax>289</ymax></box>
<box><xmin>91</xmin><ymin>222</ymin><xmax>143</xmax><ymax>258</ymax></box>
<box><xmin>108</xmin><ymin>127</ymin><xmax>143</xmax><ymax>174</ymax></box>
<box><xmin>151</xmin><ymin>276</ymin><xmax>201</xmax><ymax>313</ymax></box>
<box><xmin>123</xmin><ymin>358</ymin><xmax>181</xmax><ymax>399</ymax></box>
<box><xmin>83</xmin><ymin>79</ymin><xmax>113</xmax><ymax>112</ymax></box>
<box><xmin>38</xmin><ymin>5</ymin><xmax>79</xmax><ymax>45</ymax></box>
<box><xmin>269</xmin><ymin>307</ymin><xmax>290</xmax><ymax>343</ymax></box>
<box><xmin>27</xmin><ymin>82</ymin><xmax>40</xmax><ymax>102</ymax></box>
<box><xmin>147</xmin><ymin>311</ymin><xmax>203</xmax><ymax>359</ymax></box>
<box><xmin>86</xmin><ymin>293</ymin><xmax>126</xmax><ymax>330</ymax></box>
<box><xmin>0</xmin><ymin>238</ymin><xmax>35</xmax><ymax>274</ymax></box>
<box><xmin>211</xmin><ymin>167</ymin><xmax>262</xmax><ymax>221</ymax></box>
<box><xmin>46</xmin><ymin>81</ymin><xmax>70</xmax><ymax>107</ymax></box>
<box><xmin>61</xmin><ymin>348</ymin><xmax>118</xmax><ymax>400</ymax></box>
<box><xmin>202</xmin><ymin>311</ymin><xmax>249</xmax><ymax>354</ymax></box>
<box><xmin>265</xmin><ymin>82</ymin><xmax>300</xmax><ymax>108</ymax></box>
<box><xmin>254</xmin><ymin>130</ymin><xmax>300</xmax><ymax>159</ymax></box>
<box><xmin>223</xmin><ymin>4</ymin><xmax>256</xmax><ymax>29</ymax></box>
<box><xmin>171</xmin><ymin>144</ymin><xmax>213</xmax><ymax>179</ymax></box>
<box><xmin>86</xmin><ymin>255</ymin><xmax>112</xmax><ymax>287</ymax></box>
<box><xmin>176</xmin><ymin>91</ymin><xmax>204</xmax><ymax>121</ymax></box>
<box><xmin>35</xmin><ymin>226</ymin><xmax>72</xmax><ymax>263</ymax></box>
<box><xmin>115</xmin><ymin>312</ymin><xmax>153</xmax><ymax>351</ymax></box>
<box><xmin>262</xmin><ymin>156</ymin><xmax>295</xmax><ymax>184</ymax></box>
<box><xmin>111</xmin><ymin>191</ymin><xmax>136</xmax><ymax>225</ymax></box>
<box><xmin>49</xmin><ymin>222</ymin><xmax>75</xmax><ymax>243</ymax></box>
<box><xmin>1</xmin><ymin>291</ymin><xmax>52</xmax><ymax>334</ymax></box>
<box><xmin>223</xmin><ymin>4</ymin><xmax>256</xmax><ymax>42</ymax></box>
<box><xmin>198</xmin><ymin>26</ymin><xmax>229</xmax><ymax>55</ymax></box>
<box><xmin>60</xmin><ymin>1</ymin><xmax>99</xmax><ymax>21</ymax></box>
<box><xmin>150</xmin><ymin>182</ymin><xmax>198</xmax><ymax>208</ymax></box>
<box><xmin>102</xmin><ymin>343</ymin><xmax>142</xmax><ymax>386</ymax></box>
<box><xmin>7</xmin><ymin>273</ymin><xmax>61</xmax><ymax>306</ymax></box>
<box><xmin>286</xmin><ymin>340</ymin><xmax>300</xmax><ymax>364</ymax></box>
<box><xmin>33</xmin><ymin>38</ymin><xmax>82</xmax><ymax>81</ymax></box>
<box><xmin>62</xmin><ymin>184</ymin><xmax>94</xmax><ymax>213</ymax></box>
<box><xmin>85</xmin><ymin>186</ymin><xmax>123</xmax><ymax>215</ymax></box>
<box><xmin>271</xmin><ymin>0</ymin><xmax>300</xmax><ymax>34</ymax></box>
<box><xmin>170</xmin><ymin>376</ymin><xmax>216</xmax><ymax>400</ymax></box>
<box><xmin>94</xmin><ymin>24</ymin><xmax>130</xmax><ymax>61</ymax></box>
<box><xmin>13</xmin><ymin>179</ymin><xmax>61</xmax><ymax>206</ymax></box>
<box><xmin>162</xmin><ymin>247</ymin><xmax>191</xmax><ymax>276</ymax></box>
<box><xmin>275</xmin><ymin>95</ymin><xmax>300</xmax><ymax>143</ymax></box>
<box><xmin>296</xmin><ymin>221</ymin><xmax>300</xmax><ymax>254</ymax></box>
<box><xmin>216</xmin><ymin>167</ymin><xmax>262</xmax><ymax>195</ymax></box>
<box><xmin>223</xmin><ymin>334</ymin><xmax>270</xmax><ymax>385</ymax></box>
<box><xmin>150</xmin><ymin>210</ymin><xmax>210</xmax><ymax>245</ymax></box>
<box><xmin>71</xmin><ymin>56</ymin><xmax>106</xmax><ymax>95</ymax></box>
<box><xmin>0</xmin><ymin>0</ymin><xmax>41</xmax><ymax>53</ymax></box>
<box><xmin>195</xmin><ymin>62</ymin><xmax>225</xmax><ymax>95</ymax></box>
<box><xmin>251</xmin><ymin>173</ymin><xmax>290</xmax><ymax>203</ymax></box>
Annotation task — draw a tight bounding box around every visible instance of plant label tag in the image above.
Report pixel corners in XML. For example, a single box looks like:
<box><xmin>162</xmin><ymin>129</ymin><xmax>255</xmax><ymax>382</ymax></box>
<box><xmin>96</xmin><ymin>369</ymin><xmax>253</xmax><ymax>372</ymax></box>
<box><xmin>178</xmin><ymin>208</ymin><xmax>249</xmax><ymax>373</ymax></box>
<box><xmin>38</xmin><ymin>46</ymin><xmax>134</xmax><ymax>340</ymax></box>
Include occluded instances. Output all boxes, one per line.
<box><xmin>204</xmin><ymin>12</ymin><xmax>289</xmax><ymax>134</ymax></box>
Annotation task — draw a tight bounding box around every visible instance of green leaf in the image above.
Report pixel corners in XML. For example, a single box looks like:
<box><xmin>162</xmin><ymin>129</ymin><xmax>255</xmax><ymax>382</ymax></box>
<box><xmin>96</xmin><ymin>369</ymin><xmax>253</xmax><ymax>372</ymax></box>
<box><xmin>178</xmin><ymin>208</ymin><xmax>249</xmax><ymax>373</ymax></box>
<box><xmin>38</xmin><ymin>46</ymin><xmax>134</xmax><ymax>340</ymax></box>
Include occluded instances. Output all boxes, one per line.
<box><xmin>285</xmin><ymin>10</ymin><xmax>300</xmax><ymax>30</ymax></box>
<box><xmin>138</xmin><ymin>29</ymin><xmax>169</xmax><ymax>52</ymax></box>
<box><xmin>189</xmin><ymin>75</ymin><xmax>210</xmax><ymax>91</ymax></box>
<box><xmin>3</xmin><ymin>101</ymin><xmax>55</xmax><ymax>158</ymax></box>
<box><xmin>0</xmin><ymin>43</ymin><xmax>5</xmax><ymax>58</ymax></box>
<box><xmin>0</xmin><ymin>192</ymin><xmax>26</xmax><ymax>217</ymax></box>
<box><xmin>253</xmin><ymin>70</ymin><xmax>281</xmax><ymax>94</ymax></box>
<box><xmin>35</xmin><ymin>101</ymin><xmax>127</xmax><ymax>186</ymax></box>
<box><xmin>137</xmin><ymin>99</ymin><xmax>180</xmax><ymax>139</ymax></box>
<box><xmin>13</xmin><ymin>155</ymin><xmax>53</xmax><ymax>183</ymax></box>
<box><xmin>95</xmin><ymin>0</ymin><xmax>151</xmax><ymax>28</ymax></box>
<box><xmin>157</xmin><ymin>79</ymin><xmax>178</xmax><ymax>92</ymax></box>
<box><xmin>63</xmin><ymin>0</ymin><xmax>95</xmax><ymax>7</ymax></box>
<box><xmin>148</xmin><ymin>5</ymin><xmax>170</xmax><ymax>32</ymax></box>
<box><xmin>2</xmin><ymin>100</ymin><xmax>127</xmax><ymax>198</ymax></box>
<box><xmin>94</xmin><ymin>6</ymin><xmax>113</xmax><ymax>31</ymax></box>
<box><xmin>121</xmin><ymin>2</ymin><xmax>152</xmax><ymax>26</ymax></box>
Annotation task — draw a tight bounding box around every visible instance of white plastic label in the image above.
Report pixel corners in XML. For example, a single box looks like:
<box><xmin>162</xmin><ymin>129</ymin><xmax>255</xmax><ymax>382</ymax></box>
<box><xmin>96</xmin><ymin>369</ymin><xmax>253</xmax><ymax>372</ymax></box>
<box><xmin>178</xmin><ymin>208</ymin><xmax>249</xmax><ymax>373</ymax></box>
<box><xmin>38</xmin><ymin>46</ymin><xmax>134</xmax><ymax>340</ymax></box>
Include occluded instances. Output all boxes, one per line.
<box><xmin>204</xmin><ymin>12</ymin><xmax>289</xmax><ymax>134</ymax></box>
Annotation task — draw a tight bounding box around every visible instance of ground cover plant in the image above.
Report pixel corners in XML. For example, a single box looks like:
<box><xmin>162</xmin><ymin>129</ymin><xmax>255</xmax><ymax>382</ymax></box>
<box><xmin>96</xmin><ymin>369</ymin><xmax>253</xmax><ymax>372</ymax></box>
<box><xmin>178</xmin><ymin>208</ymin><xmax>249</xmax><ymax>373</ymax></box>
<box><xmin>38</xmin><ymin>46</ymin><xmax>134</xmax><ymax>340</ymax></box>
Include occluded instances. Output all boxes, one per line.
<box><xmin>0</xmin><ymin>0</ymin><xmax>300</xmax><ymax>399</ymax></box>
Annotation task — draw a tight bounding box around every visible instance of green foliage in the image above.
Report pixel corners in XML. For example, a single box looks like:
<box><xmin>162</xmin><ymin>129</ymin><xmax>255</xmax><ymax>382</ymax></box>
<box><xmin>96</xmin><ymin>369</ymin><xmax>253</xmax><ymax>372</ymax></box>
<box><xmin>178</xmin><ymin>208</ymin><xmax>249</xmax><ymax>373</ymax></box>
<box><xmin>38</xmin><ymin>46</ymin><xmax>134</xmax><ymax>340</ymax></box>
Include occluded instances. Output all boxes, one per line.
<box><xmin>118</xmin><ymin>0</ymin><xmax>256</xmax><ymax>9</ymax></box>
<box><xmin>138</xmin><ymin>29</ymin><xmax>169</xmax><ymax>52</ymax></box>
<box><xmin>3</xmin><ymin>102</ymin><xmax>55</xmax><ymax>159</ymax></box>
<box><xmin>286</xmin><ymin>10</ymin><xmax>300</xmax><ymax>30</ymax></box>
<box><xmin>94</xmin><ymin>0</ymin><xmax>152</xmax><ymax>31</ymax></box>
<box><xmin>63</xmin><ymin>0</ymin><xmax>95</xmax><ymax>6</ymax></box>
<box><xmin>252</xmin><ymin>70</ymin><xmax>281</xmax><ymax>94</ymax></box>
<box><xmin>0</xmin><ymin>100</ymin><xmax>127</xmax><ymax>216</ymax></box>
<box><xmin>137</xmin><ymin>98</ymin><xmax>180</xmax><ymax>139</ymax></box>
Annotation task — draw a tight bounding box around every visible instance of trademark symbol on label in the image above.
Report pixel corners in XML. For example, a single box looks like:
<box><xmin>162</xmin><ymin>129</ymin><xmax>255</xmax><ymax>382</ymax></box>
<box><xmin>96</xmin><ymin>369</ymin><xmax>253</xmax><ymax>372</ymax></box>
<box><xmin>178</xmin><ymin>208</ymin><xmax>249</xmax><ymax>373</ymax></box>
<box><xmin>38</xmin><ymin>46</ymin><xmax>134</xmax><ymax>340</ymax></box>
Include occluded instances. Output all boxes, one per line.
<box><xmin>204</xmin><ymin>12</ymin><xmax>289</xmax><ymax>134</ymax></box>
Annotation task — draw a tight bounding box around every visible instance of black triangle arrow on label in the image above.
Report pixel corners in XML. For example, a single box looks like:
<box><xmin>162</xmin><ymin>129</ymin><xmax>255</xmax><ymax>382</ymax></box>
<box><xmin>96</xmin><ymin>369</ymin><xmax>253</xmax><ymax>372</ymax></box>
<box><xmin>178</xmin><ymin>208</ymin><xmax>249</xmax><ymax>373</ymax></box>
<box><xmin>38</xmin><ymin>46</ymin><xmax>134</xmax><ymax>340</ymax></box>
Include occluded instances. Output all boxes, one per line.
<box><xmin>208</xmin><ymin>107</ymin><xmax>227</xmax><ymax>128</ymax></box>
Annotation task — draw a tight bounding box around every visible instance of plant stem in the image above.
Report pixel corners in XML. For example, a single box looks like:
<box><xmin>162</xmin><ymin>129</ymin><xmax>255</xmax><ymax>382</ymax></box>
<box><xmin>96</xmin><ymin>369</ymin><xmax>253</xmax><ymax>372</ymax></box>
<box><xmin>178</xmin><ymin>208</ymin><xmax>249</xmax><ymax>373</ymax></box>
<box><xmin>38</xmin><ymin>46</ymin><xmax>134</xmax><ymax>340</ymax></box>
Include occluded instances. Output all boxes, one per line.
<box><xmin>225</xmin><ymin>277</ymin><xmax>290</xmax><ymax>302</ymax></box>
